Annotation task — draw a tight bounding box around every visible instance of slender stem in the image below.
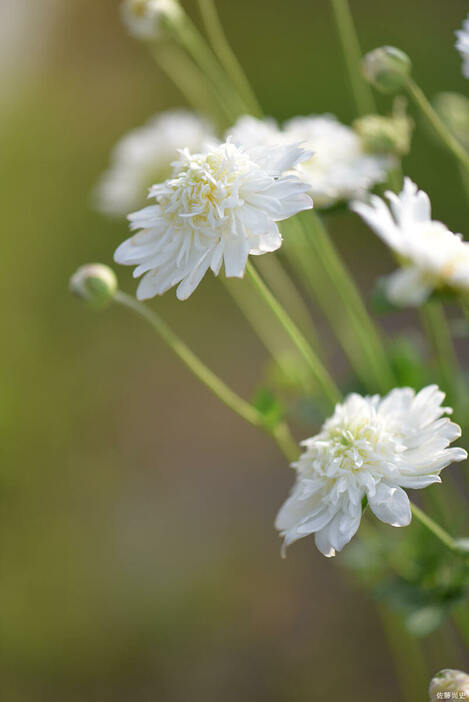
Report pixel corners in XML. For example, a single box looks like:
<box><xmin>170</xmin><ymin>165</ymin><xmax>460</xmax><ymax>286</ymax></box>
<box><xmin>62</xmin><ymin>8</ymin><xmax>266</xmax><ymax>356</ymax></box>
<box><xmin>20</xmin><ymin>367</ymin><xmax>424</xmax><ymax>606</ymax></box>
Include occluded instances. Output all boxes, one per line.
<box><xmin>411</xmin><ymin>502</ymin><xmax>461</xmax><ymax>554</ymax></box>
<box><xmin>299</xmin><ymin>211</ymin><xmax>395</xmax><ymax>393</ymax></box>
<box><xmin>152</xmin><ymin>43</ymin><xmax>228</xmax><ymax>127</ymax></box>
<box><xmin>197</xmin><ymin>0</ymin><xmax>262</xmax><ymax>117</ymax></box>
<box><xmin>420</xmin><ymin>301</ymin><xmax>459</xmax><ymax>400</ymax></box>
<box><xmin>329</xmin><ymin>0</ymin><xmax>376</xmax><ymax>116</ymax></box>
<box><xmin>169</xmin><ymin>13</ymin><xmax>244</xmax><ymax>120</ymax></box>
<box><xmin>245</xmin><ymin>262</ymin><xmax>342</xmax><ymax>409</ymax></box>
<box><xmin>114</xmin><ymin>291</ymin><xmax>299</xmax><ymax>461</ymax></box>
<box><xmin>222</xmin><ymin>276</ymin><xmax>316</xmax><ymax>392</ymax></box>
<box><xmin>407</xmin><ymin>78</ymin><xmax>469</xmax><ymax>173</ymax></box>
<box><xmin>255</xmin><ymin>255</ymin><xmax>321</xmax><ymax>353</ymax></box>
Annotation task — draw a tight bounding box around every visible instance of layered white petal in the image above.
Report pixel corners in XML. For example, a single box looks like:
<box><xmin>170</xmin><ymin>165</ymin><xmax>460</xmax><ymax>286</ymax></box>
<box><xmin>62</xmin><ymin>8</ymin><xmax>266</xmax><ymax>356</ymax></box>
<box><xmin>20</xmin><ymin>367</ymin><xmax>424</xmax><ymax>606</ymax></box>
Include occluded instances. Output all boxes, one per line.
<box><xmin>229</xmin><ymin>114</ymin><xmax>392</xmax><ymax>208</ymax></box>
<box><xmin>352</xmin><ymin>177</ymin><xmax>469</xmax><ymax>305</ymax></box>
<box><xmin>115</xmin><ymin>139</ymin><xmax>313</xmax><ymax>299</ymax></box>
<box><xmin>95</xmin><ymin>111</ymin><xmax>216</xmax><ymax>216</ymax></box>
<box><xmin>276</xmin><ymin>385</ymin><xmax>466</xmax><ymax>558</ymax></box>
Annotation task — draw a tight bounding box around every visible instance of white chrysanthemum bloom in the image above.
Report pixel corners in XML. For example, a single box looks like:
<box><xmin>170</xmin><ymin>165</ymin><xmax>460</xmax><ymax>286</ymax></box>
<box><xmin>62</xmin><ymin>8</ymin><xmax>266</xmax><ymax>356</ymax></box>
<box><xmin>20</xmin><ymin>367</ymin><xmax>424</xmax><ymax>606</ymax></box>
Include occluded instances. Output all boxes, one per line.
<box><xmin>276</xmin><ymin>386</ymin><xmax>467</xmax><ymax>558</ymax></box>
<box><xmin>352</xmin><ymin>178</ymin><xmax>469</xmax><ymax>306</ymax></box>
<box><xmin>120</xmin><ymin>0</ymin><xmax>181</xmax><ymax>41</ymax></box>
<box><xmin>95</xmin><ymin>111</ymin><xmax>216</xmax><ymax>217</ymax></box>
<box><xmin>456</xmin><ymin>14</ymin><xmax>469</xmax><ymax>79</ymax></box>
<box><xmin>229</xmin><ymin>114</ymin><xmax>391</xmax><ymax>208</ymax></box>
<box><xmin>114</xmin><ymin>139</ymin><xmax>313</xmax><ymax>300</ymax></box>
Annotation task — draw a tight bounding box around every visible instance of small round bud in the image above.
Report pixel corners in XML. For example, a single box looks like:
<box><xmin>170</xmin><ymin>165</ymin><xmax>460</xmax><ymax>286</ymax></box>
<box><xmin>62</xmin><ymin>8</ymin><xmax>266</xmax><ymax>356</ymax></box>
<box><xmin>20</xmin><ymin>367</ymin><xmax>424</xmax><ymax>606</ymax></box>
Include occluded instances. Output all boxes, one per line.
<box><xmin>362</xmin><ymin>46</ymin><xmax>412</xmax><ymax>94</ymax></box>
<box><xmin>433</xmin><ymin>92</ymin><xmax>469</xmax><ymax>151</ymax></box>
<box><xmin>70</xmin><ymin>264</ymin><xmax>117</xmax><ymax>310</ymax></box>
<box><xmin>120</xmin><ymin>0</ymin><xmax>182</xmax><ymax>41</ymax></box>
<box><xmin>429</xmin><ymin>669</ymin><xmax>469</xmax><ymax>701</ymax></box>
<box><xmin>354</xmin><ymin>113</ymin><xmax>413</xmax><ymax>156</ymax></box>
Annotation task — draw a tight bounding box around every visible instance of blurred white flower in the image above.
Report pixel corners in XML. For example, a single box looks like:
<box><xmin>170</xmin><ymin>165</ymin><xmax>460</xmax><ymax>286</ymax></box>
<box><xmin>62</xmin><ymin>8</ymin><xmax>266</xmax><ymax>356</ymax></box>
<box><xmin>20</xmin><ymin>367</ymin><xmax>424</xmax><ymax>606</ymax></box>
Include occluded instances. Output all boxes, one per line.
<box><xmin>456</xmin><ymin>14</ymin><xmax>469</xmax><ymax>79</ymax></box>
<box><xmin>95</xmin><ymin>110</ymin><xmax>216</xmax><ymax>217</ymax></box>
<box><xmin>352</xmin><ymin>178</ymin><xmax>469</xmax><ymax>306</ymax></box>
<box><xmin>120</xmin><ymin>0</ymin><xmax>181</xmax><ymax>41</ymax></box>
<box><xmin>429</xmin><ymin>669</ymin><xmax>469</xmax><ymax>702</ymax></box>
<box><xmin>229</xmin><ymin>114</ymin><xmax>391</xmax><ymax>208</ymax></box>
<box><xmin>114</xmin><ymin>139</ymin><xmax>313</xmax><ymax>300</ymax></box>
<box><xmin>276</xmin><ymin>386</ymin><xmax>466</xmax><ymax>558</ymax></box>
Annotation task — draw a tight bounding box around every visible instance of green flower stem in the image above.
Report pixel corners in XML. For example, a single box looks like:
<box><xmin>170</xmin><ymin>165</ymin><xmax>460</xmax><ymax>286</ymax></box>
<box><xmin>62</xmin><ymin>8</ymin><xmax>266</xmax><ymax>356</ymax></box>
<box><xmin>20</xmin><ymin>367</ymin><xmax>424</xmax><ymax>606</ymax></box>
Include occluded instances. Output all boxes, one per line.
<box><xmin>255</xmin><ymin>254</ymin><xmax>322</xmax><ymax>353</ymax></box>
<box><xmin>406</xmin><ymin>78</ymin><xmax>469</xmax><ymax>173</ymax></box>
<box><xmin>411</xmin><ymin>502</ymin><xmax>462</xmax><ymax>554</ymax></box>
<box><xmin>330</xmin><ymin>0</ymin><xmax>376</xmax><ymax>116</ymax></box>
<box><xmin>197</xmin><ymin>0</ymin><xmax>262</xmax><ymax>117</ymax></box>
<box><xmin>298</xmin><ymin>211</ymin><xmax>395</xmax><ymax>393</ymax></box>
<box><xmin>169</xmin><ymin>12</ymin><xmax>245</xmax><ymax>120</ymax></box>
<box><xmin>152</xmin><ymin>43</ymin><xmax>228</xmax><ymax>127</ymax></box>
<box><xmin>222</xmin><ymin>276</ymin><xmax>317</xmax><ymax>393</ymax></box>
<box><xmin>420</xmin><ymin>301</ymin><xmax>459</xmax><ymax>401</ymax></box>
<box><xmin>245</xmin><ymin>262</ymin><xmax>342</xmax><ymax>409</ymax></box>
<box><xmin>114</xmin><ymin>291</ymin><xmax>299</xmax><ymax>462</ymax></box>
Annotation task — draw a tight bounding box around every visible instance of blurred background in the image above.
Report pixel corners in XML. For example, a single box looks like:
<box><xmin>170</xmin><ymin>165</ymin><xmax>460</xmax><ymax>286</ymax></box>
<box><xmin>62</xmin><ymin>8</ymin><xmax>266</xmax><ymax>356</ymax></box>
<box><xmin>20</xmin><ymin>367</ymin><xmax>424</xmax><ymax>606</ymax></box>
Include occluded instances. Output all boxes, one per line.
<box><xmin>2</xmin><ymin>0</ymin><xmax>469</xmax><ymax>699</ymax></box>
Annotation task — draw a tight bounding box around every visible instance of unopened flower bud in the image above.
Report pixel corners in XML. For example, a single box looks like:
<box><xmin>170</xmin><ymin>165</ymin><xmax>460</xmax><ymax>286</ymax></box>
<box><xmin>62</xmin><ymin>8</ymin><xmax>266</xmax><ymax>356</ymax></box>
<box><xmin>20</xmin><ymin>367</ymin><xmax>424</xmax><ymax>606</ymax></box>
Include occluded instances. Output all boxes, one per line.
<box><xmin>362</xmin><ymin>46</ymin><xmax>412</xmax><ymax>94</ymax></box>
<box><xmin>70</xmin><ymin>264</ymin><xmax>117</xmax><ymax>310</ymax></box>
<box><xmin>433</xmin><ymin>92</ymin><xmax>469</xmax><ymax>151</ymax></box>
<box><xmin>429</xmin><ymin>669</ymin><xmax>469</xmax><ymax>701</ymax></box>
<box><xmin>354</xmin><ymin>112</ymin><xmax>413</xmax><ymax>156</ymax></box>
<box><xmin>120</xmin><ymin>0</ymin><xmax>182</xmax><ymax>41</ymax></box>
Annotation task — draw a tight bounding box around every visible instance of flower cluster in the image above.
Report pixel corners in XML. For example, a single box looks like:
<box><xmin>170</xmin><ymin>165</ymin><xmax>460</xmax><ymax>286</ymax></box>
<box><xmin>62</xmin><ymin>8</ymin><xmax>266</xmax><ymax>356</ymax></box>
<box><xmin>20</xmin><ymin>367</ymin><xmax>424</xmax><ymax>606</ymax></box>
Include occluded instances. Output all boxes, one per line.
<box><xmin>120</xmin><ymin>0</ymin><xmax>181</xmax><ymax>41</ymax></box>
<box><xmin>276</xmin><ymin>386</ymin><xmax>466</xmax><ymax>557</ymax></box>
<box><xmin>352</xmin><ymin>178</ymin><xmax>469</xmax><ymax>306</ymax></box>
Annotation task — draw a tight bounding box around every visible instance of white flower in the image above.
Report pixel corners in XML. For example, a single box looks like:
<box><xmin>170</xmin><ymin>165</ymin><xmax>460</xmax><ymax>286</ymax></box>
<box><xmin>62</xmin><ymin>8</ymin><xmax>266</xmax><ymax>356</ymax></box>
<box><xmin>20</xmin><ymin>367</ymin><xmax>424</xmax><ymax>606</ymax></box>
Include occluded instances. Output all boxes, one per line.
<box><xmin>352</xmin><ymin>178</ymin><xmax>469</xmax><ymax>306</ymax></box>
<box><xmin>95</xmin><ymin>110</ymin><xmax>216</xmax><ymax>217</ymax></box>
<box><xmin>229</xmin><ymin>114</ymin><xmax>391</xmax><ymax>208</ymax></box>
<box><xmin>429</xmin><ymin>669</ymin><xmax>469</xmax><ymax>702</ymax></box>
<box><xmin>456</xmin><ymin>14</ymin><xmax>469</xmax><ymax>79</ymax></box>
<box><xmin>120</xmin><ymin>0</ymin><xmax>181</xmax><ymax>41</ymax></box>
<box><xmin>114</xmin><ymin>139</ymin><xmax>313</xmax><ymax>300</ymax></box>
<box><xmin>276</xmin><ymin>385</ymin><xmax>466</xmax><ymax>558</ymax></box>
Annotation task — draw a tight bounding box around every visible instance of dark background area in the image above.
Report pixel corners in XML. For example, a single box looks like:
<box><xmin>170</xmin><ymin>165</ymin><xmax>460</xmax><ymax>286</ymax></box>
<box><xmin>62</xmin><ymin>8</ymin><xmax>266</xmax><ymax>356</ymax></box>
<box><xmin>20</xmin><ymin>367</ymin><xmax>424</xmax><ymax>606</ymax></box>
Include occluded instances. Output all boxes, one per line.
<box><xmin>1</xmin><ymin>0</ymin><xmax>469</xmax><ymax>699</ymax></box>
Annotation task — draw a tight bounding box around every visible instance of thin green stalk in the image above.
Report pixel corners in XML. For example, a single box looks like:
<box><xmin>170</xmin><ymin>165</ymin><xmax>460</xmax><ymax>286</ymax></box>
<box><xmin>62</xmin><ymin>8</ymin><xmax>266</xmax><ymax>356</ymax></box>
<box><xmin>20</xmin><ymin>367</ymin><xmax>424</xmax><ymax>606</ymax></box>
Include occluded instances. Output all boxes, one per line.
<box><xmin>114</xmin><ymin>291</ymin><xmax>299</xmax><ymax>461</ymax></box>
<box><xmin>152</xmin><ymin>43</ymin><xmax>228</xmax><ymax>127</ymax></box>
<box><xmin>330</xmin><ymin>0</ymin><xmax>376</xmax><ymax>116</ymax></box>
<box><xmin>197</xmin><ymin>0</ymin><xmax>262</xmax><ymax>117</ymax></box>
<box><xmin>420</xmin><ymin>301</ymin><xmax>459</xmax><ymax>400</ymax></box>
<box><xmin>407</xmin><ymin>78</ymin><xmax>469</xmax><ymax>173</ymax></box>
<box><xmin>222</xmin><ymin>276</ymin><xmax>316</xmax><ymax>393</ymax></box>
<box><xmin>299</xmin><ymin>211</ymin><xmax>395</xmax><ymax>393</ymax></box>
<box><xmin>245</xmin><ymin>262</ymin><xmax>342</xmax><ymax>409</ymax></box>
<box><xmin>411</xmin><ymin>502</ymin><xmax>461</xmax><ymax>554</ymax></box>
<box><xmin>255</xmin><ymin>255</ymin><xmax>321</xmax><ymax>353</ymax></box>
<box><xmin>169</xmin><ymin>12</ymin><xmax>245</xmax><ymax>120</ymax></box>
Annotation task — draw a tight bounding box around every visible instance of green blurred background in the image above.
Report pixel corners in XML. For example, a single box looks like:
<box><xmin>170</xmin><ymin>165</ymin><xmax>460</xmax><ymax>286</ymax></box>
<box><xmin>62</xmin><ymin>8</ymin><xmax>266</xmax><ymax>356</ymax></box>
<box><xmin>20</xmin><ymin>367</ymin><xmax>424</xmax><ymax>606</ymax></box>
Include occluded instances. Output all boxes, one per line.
<box><xmin>2</xmin><ymin>0</ymin><xmax>469</xmax><ymax>699</ymax></box>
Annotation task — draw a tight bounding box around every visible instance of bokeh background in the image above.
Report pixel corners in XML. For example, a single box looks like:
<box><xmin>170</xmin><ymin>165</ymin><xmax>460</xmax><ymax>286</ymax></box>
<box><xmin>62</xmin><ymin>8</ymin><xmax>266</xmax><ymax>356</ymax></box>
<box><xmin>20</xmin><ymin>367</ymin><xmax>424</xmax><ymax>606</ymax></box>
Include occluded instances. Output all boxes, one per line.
<box><xmin>2</xmin><ymin>0</ymin><xmax>469</xmax><ymax>699</ymax></box>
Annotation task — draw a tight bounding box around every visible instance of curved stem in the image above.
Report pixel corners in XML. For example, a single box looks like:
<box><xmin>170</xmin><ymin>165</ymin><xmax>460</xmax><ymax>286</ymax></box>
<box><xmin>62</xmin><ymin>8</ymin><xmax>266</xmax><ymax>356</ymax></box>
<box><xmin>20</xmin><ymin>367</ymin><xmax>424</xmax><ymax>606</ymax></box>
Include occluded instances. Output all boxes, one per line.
<box><xmin>330</xmin><ymin>0</ymin><xmax>376</xmax><ymax>116</ymax></box>
<box><xmin>407</xmin><ymin>78</ymin><xmax>469</xmax><ymax>173</ymax></box>
<box><xmin>245</xmin><ymin>262</ymin><xmax>342</xmax><ymax>409</ymax></box>
<box><xmin>114</xmin><ymin>291</ymin><xmax>298</xmax><ymax>461</ymax></box>
<box><xmin>411</xmin><ymin>502</ymin><xmax>461</xmax><ymax>554</ymax></box>
<box><xmin>197</xmin><ymin>0</ymin><xmax>262</xmax><ymax>117</ymax></box>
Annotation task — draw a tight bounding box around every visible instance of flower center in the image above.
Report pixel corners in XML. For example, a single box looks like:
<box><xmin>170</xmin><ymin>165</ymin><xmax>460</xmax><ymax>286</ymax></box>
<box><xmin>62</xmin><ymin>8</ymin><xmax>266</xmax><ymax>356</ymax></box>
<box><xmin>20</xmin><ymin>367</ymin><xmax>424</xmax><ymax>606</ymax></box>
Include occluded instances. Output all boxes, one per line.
<box><xmin>154</xmin><ymin>147</ymin><xmax>254</xmax><ymax>231</ymax></box>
